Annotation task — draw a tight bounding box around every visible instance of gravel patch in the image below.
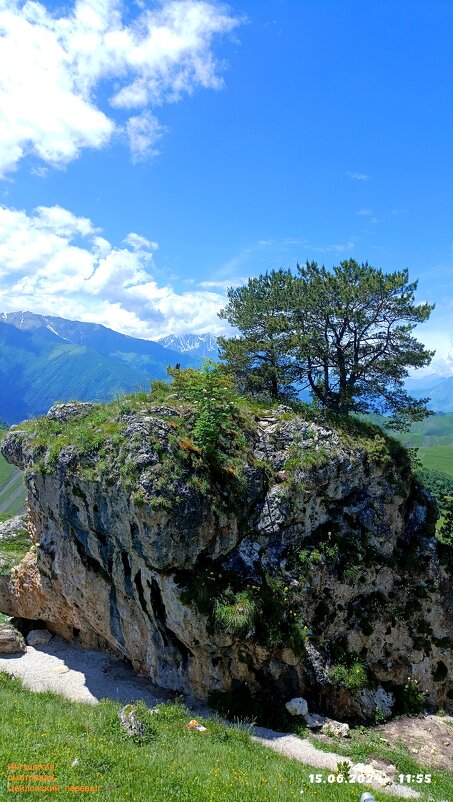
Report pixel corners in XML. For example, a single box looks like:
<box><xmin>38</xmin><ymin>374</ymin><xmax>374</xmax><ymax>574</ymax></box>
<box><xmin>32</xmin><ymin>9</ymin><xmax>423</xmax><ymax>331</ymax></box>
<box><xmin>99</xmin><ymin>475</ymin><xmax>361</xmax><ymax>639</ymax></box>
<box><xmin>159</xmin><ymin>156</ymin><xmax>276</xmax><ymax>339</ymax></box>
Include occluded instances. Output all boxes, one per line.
<box><xmin>0</xmin><ymin>636</ymin><xmax>175</xmax><ymax>706</ymax></box>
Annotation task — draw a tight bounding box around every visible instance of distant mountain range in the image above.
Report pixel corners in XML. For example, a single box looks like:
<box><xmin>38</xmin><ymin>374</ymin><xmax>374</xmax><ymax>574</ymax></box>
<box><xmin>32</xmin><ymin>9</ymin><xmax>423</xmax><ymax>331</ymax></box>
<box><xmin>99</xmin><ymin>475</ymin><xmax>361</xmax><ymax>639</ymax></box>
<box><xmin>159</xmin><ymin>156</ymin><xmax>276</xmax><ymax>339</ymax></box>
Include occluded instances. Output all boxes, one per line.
<box><xmin>0</xmin><ymin>310</ymin><xmax>452</xmax><ymax>423</ymax></box>
<box><xmin>159</xmin><ymin>332</ymin><xmax>219</xmax><ymax>359</ymax></box>
<box><xmin>405</xmin><ymin>372</ymin><xmax>453</xmax><ymax>414</ymax></box>
<box><xmin>0</xmin><ymin>312</ymin><xmax>214</xmax><ymax>424</ymax></box>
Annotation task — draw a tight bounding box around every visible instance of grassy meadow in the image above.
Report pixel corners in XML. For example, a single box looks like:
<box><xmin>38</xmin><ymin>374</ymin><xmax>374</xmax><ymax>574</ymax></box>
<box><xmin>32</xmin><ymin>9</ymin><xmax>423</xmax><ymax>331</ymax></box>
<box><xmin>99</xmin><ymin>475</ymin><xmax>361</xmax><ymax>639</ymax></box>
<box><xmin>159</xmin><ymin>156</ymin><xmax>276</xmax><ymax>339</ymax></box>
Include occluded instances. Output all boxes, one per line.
<box><xmin>0</xmin><ymin>428</ymin><xmax>26</xmax><ymax>517</ymax></box>
<box><xmin>0</xmin><ymin>673</ymin><xmax>452</xmax><ymax>802</ymax></box>
<box><xmin>396</xmin><ymin>414</ymin><xmax>453</xmax><ymax>474</ymax></box>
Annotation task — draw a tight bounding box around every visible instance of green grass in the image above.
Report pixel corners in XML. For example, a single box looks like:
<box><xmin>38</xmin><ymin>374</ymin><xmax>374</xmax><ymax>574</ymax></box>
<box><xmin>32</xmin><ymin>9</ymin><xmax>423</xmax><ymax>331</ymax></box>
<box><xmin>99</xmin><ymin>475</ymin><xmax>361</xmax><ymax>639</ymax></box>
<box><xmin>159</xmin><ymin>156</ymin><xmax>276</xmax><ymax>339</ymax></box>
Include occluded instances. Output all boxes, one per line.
<box><xmin>0</xmin><ymin>673</ymin><xmax>412</xmax><ymax>802</ymax></box>
<box><xmin>308</xmin><ymin>726</ymin><xmax>453</xmax><ymax>802</ymax></box>
<box><xmin>0</xmin><ymin>428</ymin><xmax>26</xmax><ymax>516</ymax></box>
<box><xmin>0</xmin><ymin>527</ymin><xmax>31</xmax><ymax>575</ymax></box>
<box><xmin>366</xmin><ymin>413</ymin><xmax>453</xmax><ymax>477</ymax></box>
<box><xmin>411</xmin><ymin>446</ymin><xmax>453</xmax><ymax>476</ymax></box>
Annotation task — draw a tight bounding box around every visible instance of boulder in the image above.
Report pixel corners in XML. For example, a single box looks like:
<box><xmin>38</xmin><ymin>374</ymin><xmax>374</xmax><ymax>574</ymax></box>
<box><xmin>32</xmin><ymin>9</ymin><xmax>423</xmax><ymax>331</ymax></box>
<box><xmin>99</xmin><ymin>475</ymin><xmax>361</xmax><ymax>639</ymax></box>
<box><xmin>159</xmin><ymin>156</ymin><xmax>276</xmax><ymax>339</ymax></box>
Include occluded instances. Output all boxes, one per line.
<box><xmin>47</xmin><ymin>403</ymin><xmax>96</xmax><ymax>423</ymax></box>
<box><xmin>0</xmin><ymin>624</ymin><xmax>26</xmax><ymax>654</ymax></box>
<box><xmin>0</xmin><ymin>403</ymin><xmax>451</xmax><ymax>718</ymax></box>
<box><xmin>352</xmin><ymin>762</ymin><xmax>392</xmax><ymax>787</ymax></box>
<box><xmin>358</xmin><ymin>688</ymin><xmax>395</xmax><ymax>720</ymax></box>
<box><xmin>26</xmin><ymin>629</ymin><xmax>53</xmax><ymax>647</ymax></box>
<box><xmin>285</xmin><ymin>697</ymin><xmax>308</xmax><ymax>717</ymax></box>
<box><xmin>321</xmin><ymin>718</ymin><xmax>350</xmax><ymax>738</ymax></box>
<box><xmin>305</xmin><ymin>712</ymin><xmax>327</xmax><ymax>730</ymax></box>
<box><xmin>118</xmin><ymin>704</ymin><xmax>144</xmax><ymax>737</ymax></box>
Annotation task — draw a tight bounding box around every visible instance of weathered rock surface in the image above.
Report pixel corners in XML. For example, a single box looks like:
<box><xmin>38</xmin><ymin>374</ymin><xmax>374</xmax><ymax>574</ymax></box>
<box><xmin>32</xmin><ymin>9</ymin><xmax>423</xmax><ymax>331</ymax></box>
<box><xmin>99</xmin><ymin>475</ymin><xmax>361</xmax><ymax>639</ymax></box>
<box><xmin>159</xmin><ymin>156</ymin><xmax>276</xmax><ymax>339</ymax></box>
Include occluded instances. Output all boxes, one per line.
<box><xmin>26</xmin><ymin>628</ymin><xmax>53</xmax><ymax>647</ymax></box>
<box><xmin>118</xmin><ymin>704</ymin><xmax>144</xmax><ymax>737</ymax></box>
<box><xmin>304</xmin><ymin>710</ymin><xmax>350</xmax><ymax>737</ymax></box>
<box><xmin>0</xmin><ymin>623</ymin><xmax>26</xmax><ymax>654</ymax></box>
<box><xmin>0</xmin><ymin>514</ymin><xmax>28</xmax><ymax>542</ymax></box>
<box><xmin>321</xmin><ymin>719</ymin><xmax>350</xmax><ymax>738</ymax></box>
<box><xmin>0</xmin><ymin>403</ymin><xmax>452</xmax><ymax>720</ymax></box>
<box><xmin>285</xmin><ymin>697</ymin><xmax>309</xmax><ymax>717</ymax></box>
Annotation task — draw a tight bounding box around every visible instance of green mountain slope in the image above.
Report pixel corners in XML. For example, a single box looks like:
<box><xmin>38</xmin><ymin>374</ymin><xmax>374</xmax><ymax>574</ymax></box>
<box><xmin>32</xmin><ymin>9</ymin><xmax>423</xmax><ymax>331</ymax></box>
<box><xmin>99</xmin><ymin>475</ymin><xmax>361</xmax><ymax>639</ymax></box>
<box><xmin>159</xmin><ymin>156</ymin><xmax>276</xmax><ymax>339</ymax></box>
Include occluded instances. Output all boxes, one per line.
<box><xmin>368</xmin><ymin>413</ymin><xmax>453</xmax><ymax>477</ymax></box>
<box><xmin>0</xmin><ymin>313</ymin><xmax>203</xmax><ymax>425</ymax></box>
<box><xmin>1</xmin><ymin>311</ymin><xmax>194</xmax><ymax>377</ymax></box>
<box><xmin>0</xmin><ymin>321</ymin><xmax>149</xmax><ymax>424</ymax></box>
<box><xmin>0</xmin><ymin>429</ymin><xmax>25</xmax><ymax>516</ymax></box>
<box><xmin>395</xmin><ymin>414</ymin><xmax>453</xmax><ymax>475</ymax></box>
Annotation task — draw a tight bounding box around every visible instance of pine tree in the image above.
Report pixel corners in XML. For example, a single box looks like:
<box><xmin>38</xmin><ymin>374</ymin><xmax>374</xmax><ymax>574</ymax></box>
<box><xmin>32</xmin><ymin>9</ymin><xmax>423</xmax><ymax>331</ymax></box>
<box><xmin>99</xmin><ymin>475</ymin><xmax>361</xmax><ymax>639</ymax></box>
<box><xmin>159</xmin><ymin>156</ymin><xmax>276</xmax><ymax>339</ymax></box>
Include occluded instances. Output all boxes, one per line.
<box><xmin>218</xmin><ymin>269</ymin><xmax>298</xmax><ymax>400</ymax></box>
<box><xmin>219</xmin><ymin>259</ymin><xmax>434</xmax><ymax>427</ymax></box>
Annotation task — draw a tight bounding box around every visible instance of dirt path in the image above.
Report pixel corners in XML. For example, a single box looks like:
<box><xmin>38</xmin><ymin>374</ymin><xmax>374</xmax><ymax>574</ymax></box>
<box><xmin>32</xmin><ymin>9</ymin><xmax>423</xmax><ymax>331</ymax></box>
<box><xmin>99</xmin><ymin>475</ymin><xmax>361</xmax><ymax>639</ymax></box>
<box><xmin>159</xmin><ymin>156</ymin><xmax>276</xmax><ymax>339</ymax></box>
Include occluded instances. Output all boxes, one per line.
<box><xmin>0</xmin><ymin>637</ymin><xmax>420</xmax><ymax>798</ymax></box>
<box><xmin>0</xmin><ymin>636</ymin><xmax>176</xmax><ymax>706</ymax></box>
<box><xmin>378</xmin><ymin>715</ymin><xmax>453</xmax><ymax>772</ymax></box>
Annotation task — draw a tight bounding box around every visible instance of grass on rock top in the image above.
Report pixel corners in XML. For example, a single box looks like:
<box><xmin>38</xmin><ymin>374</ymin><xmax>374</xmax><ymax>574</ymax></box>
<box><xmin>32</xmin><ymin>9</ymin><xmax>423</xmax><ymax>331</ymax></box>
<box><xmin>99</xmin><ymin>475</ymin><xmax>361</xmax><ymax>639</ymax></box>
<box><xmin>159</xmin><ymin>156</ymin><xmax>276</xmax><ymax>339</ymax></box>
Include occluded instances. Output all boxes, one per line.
<box><xmin>1</xmin><ymin>672</ymin><xmax>451</xmax><ymax>802</ymax></box>
<box><xmin>15</xmin><ymin>372</ymin><xmax>255</xmax><ymax>476</ymax></box>
<box><xmin>13</xmin><ymin>367</ymin><xmax>413</xmax><ymax>492</ymax></box>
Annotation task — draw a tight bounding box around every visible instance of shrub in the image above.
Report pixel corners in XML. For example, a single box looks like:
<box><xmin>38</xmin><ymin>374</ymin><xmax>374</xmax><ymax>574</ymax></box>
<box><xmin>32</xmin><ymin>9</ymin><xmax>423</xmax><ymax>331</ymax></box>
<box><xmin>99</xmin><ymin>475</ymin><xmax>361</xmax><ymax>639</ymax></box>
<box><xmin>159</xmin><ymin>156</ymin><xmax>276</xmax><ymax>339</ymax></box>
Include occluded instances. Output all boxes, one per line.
<box><xmin>214</xmin><ymin>590</ymin><xmax>257</xmax><ymax>636</ymax></box>
<box><xmin>328</xmin><ymin>661</ymin><xmax>368</xmax><ymax>692</ymax></box>
<box><xmin>402</xmin><ymin>676</ymin><xmax>425</xmax><ymax>715</ymax></box>
<box><xmin>168</xmin><ymin>362</ymin><xmax>243</xmax><ymax>465</ymax></box>
<box><xmin>374</xmin><ymin>706</ymin><xmax>386</xmax><ymax>724</ymax></box>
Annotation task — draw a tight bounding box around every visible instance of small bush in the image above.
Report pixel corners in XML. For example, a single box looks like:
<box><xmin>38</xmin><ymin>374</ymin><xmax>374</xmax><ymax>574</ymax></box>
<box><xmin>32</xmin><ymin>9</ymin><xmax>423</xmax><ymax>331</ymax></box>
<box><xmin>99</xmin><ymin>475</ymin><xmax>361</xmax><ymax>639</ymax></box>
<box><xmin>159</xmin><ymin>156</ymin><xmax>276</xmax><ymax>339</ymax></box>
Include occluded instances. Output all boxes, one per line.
<box><xmin>402</xmin><ymin>676</ymin><xmax>425</xmax><ymax>715</ymax></box>
<box><xmin>214</xmin><ymin>590</ymin><xmax>257</xmax><ymax>636</ymax></box>
<box><xmin>374</xmin><ymin>706</ymin><xmax>386</xmax><ymax>724</ymax></box>
<box><xmin>328</xmin><ymin>661</ymin><xmax>368</xmax><ymax>692</ymax></box>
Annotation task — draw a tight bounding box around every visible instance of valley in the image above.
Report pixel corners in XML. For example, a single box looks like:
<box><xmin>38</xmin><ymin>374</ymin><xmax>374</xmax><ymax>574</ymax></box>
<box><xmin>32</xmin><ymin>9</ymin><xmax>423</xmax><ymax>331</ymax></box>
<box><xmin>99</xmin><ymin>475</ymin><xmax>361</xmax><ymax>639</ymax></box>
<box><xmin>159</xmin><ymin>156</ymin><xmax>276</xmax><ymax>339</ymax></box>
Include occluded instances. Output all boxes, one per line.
<box><xmin>395</xmin><ymin>415</ymin><xmax>453</xmax><ymax>476</ymax></box>
<box><xmin>0</xmin><ymin>429</ymin><xmax>25</xmax><ymax>517</ymax></box>
<box><xmin>0</xmin><ymin>312</ymin><xmax>210</xmax><ymax>424</ymax></box>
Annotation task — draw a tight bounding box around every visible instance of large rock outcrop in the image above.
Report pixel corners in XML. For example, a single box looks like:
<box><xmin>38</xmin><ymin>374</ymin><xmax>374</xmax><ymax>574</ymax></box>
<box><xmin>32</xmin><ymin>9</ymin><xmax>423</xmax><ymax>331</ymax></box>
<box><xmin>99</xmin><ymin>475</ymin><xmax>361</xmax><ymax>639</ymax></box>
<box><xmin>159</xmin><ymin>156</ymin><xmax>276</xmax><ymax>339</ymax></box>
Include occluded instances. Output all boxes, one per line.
<box><xmin>0</xmin><ymin>401</ymin><xmax>452</xmax><ymax>720</ymax></box>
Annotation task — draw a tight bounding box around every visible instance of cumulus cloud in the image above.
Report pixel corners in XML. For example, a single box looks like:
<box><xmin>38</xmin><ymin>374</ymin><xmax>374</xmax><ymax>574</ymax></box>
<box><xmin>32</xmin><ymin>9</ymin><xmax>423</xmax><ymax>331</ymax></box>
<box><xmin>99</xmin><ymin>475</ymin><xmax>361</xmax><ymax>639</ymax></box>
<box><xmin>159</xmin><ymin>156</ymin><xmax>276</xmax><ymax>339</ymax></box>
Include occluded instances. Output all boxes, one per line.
<box><xmin>0</xmin><ymin>202</ymin><xmax>230</xmax><ymax>336</ymax></box>
<box><xmin>0</xmin><ymin>0</ymin><xmax>239</xmax><ymax>176</ymax></box>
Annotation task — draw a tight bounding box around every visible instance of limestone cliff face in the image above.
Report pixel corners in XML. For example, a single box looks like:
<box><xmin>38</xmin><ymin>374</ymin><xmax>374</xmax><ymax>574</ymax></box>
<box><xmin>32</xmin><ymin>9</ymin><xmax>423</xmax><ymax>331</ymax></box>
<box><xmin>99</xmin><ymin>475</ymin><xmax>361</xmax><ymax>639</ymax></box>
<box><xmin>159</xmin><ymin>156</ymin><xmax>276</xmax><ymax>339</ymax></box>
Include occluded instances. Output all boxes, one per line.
<box><xmin>1</xmin><ymin>402</ymin><xmax>452</xmax><ymax>719</ymax></box>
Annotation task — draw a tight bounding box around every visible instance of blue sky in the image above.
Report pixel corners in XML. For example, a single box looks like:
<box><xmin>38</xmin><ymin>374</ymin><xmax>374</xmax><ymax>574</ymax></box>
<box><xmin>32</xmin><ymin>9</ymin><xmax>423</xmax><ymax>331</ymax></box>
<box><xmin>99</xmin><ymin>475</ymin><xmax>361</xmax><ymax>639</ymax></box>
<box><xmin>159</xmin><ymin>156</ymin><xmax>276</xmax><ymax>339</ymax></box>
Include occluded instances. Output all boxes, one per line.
<box><xmin>0</xmin><ymin>0</ymin><xmax>452</xmax><ymax>371</ymax></box>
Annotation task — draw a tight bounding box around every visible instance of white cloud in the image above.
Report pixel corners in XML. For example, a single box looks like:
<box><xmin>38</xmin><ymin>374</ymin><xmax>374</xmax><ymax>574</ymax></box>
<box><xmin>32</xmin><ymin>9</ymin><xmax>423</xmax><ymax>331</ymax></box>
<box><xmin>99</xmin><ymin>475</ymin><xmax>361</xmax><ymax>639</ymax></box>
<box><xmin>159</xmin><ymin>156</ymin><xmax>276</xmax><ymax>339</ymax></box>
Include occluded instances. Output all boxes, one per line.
<box><xmin>346</xmin><ymin>171</ymin><xmax>369</xmax><ymax>181</ymax></box>
<box><xmin>356</xmin><ymin>209</ymin><xmax>371</xmax><ymax>216</ymax></box>
<box><xmin>311</xmin><ymin>240</ymin><xmax>356</xmax><ymax>254</ymax></box>
<box><xmin>198</xmin><ymin>278</ymin><xmax>243</xmax><ymax>289</ymax></box>
<box><xmin>31</xmin><ymin>166</ymin><xmax>48</xmax><ymax>178</ymax></box>
<box><xmin>35</xmin><ymin>205</ymin><xmax>97</xmax><ymax>237</ymax></box>
<box><xmin>126</xmin><ymin>112</ymin><xmax>165</xmax><ymax>161</ymax></box>
<box><xmin>0</xmin><ymin>0</ymin><xmax>239</xmax><ymax>176</ymax></box>
<box><xmin>123</xmin><ymin>232</ymin><xmax>158</xmax><ymax>251</ymax></box>
<box><xmin>0</xmin><ymin>202</ymin><xmax>230</xmax><ymax>336</ymax></box>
